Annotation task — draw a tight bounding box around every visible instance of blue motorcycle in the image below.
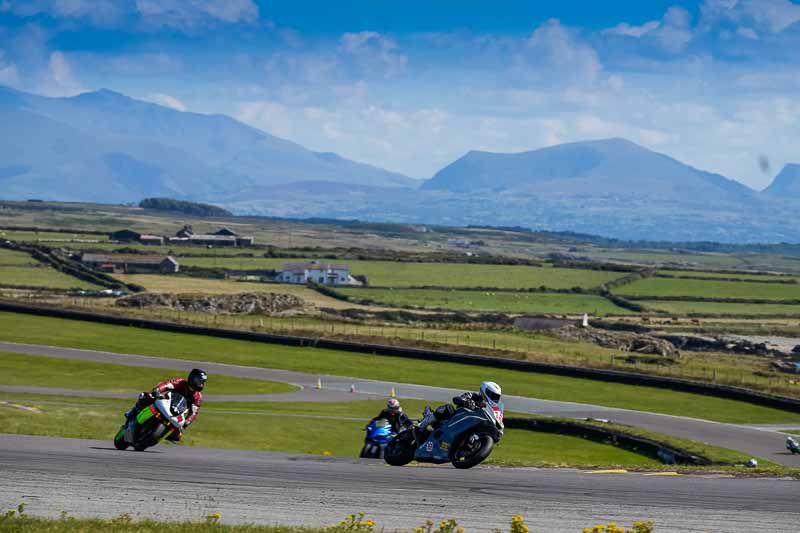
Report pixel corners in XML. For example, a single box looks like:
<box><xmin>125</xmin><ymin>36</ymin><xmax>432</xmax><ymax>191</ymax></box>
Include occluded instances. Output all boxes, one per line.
<box><xmin>384</xmin><ymin>402</ymin><xmax>504</xmax><ymax>469</ymax></box>
<box><xmin>359</xmin><ymin>418</ymin><xmax>395</xmax><ymax>459</ymax></box>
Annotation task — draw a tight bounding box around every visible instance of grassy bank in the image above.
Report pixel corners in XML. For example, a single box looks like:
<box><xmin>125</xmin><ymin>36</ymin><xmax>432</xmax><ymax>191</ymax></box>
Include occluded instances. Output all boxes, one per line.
<box><xmin>1</xmin><ymin>312</ymin><xmax>799</xmax><ymax>424</ymax></box>
<box><xmin>0</xmin><ymin>352</ymin><xmax>296</xmax><ymax>394</ymax></box>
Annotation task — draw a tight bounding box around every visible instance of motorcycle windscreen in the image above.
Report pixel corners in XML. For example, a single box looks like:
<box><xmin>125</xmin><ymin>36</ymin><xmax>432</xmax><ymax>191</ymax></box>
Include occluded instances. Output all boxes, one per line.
<box><xmin>170</xmin><ymin>393</ymin><xmax>188</xmax><ymax>415</ymax></box>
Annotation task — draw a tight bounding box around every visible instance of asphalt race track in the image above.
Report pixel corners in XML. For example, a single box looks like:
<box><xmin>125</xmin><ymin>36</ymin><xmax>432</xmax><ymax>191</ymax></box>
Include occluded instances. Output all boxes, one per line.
<box><xmin>0</xmin><ymin>434</ymin><xmax>797</xmax><ymax>532</ymax></box>
<box><xmin>1</xmin><ymin>341</ymin><xmax>798</xmax><ymax>467</ymax></box>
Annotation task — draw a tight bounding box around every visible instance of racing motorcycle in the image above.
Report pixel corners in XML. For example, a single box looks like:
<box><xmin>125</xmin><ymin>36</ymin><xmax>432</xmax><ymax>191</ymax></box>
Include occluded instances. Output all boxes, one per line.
<box><xmin>359</xmin><ymin>418</ymin><xmax>395</xmax><ymax>459</ymax></box>
<box><xmin>113</xmin><ymin>391</ymin><xmax>188</xmax><ymax>451</ymax></box>
<box><xmin>787</xmin><ymin>436</ymin><xmax>800</xmax><ymax>455</ymax></box>
<box><xmin>384</xmin><ymin>401</ymin><xmax>504</xmax><ymax>469</ymax></box>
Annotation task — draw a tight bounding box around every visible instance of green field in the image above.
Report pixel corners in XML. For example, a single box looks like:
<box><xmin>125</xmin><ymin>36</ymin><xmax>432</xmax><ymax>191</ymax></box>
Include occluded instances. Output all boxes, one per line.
<box><xmin>0</xmin><ymin>229</ymin><xmax>108</xmax><ymax>242</ymax></box>
<box><xmin>1</xmin><ymin>312</ymin><xmax>798</xmax><ymax>424</ymax></box>
<box><xmin>640</xmin><ymin>300</ymin><xmax>800</xmax><ymax>316</ymax></box>
<box><xmin>657</xmin><ymin>270</ymin><xmax>795</xmax><ymax>282</ymax></box>
<box><xmin>588</xmin><ymin>250</ymin><xmax>748</xmax><ymax>268</ymax></box>
<box><xmin>180</xmin><ymin>257</ymin><xmax>625</xmax><ymax>289</ymax></box>
<box><xmin>0</xmin><ymin>266</ymin><xmax>100</xmax><ymax>289</ymax></box>
<box><xmin>337</xmin><ymin>288</ymin><xmax>630</xmax><ymax>316</ymax></box>
<box><xmin>0</xmin><ymin>248</ymin><xmax>39</xmax><ymax>266</ymax></box>
<box><xmin>616</xmin><ymin>277</ymin><xmax>800</xmax><ymax>300</ymax></box>
<box><xmin>0</xmin><ymin>394</ymin><xmax>660</xmax><ymax>468</ymax></box>
<box><xmin>0</xmin><ymin>351</ymin><xmax>296</xmax><ymax>394</ymax></box>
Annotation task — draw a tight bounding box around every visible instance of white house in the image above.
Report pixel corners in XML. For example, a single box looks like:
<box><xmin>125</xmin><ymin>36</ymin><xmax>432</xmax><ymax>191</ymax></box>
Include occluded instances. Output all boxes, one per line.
<box><xmin>274</xmin><ymin>261</ymin><xmax>363</xmax><ymax>286</ymax></box>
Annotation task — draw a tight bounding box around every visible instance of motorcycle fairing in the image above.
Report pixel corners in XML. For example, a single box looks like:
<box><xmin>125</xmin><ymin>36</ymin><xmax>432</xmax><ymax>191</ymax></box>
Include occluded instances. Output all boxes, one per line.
<box><xmin>415</xmin><ymin>407</ymin><xmax>498</xmax><ymax>464</ymax></box>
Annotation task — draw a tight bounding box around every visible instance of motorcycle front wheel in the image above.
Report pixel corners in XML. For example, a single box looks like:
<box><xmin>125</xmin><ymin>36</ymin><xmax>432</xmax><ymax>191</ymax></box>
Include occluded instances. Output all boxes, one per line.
<box><xmin>451</xmin><ymin>434</ymin><xmax>494</xmax><ymax>469</ymax></box>
<box><xmin>113</xmin><ymin>426</ymin><xmax>128</xmax><ymax>450</ymax></box>
<box><xmin>384</xmin><ymin>435</ymin><xmax>415</xmax><ymax>466</ymax></box>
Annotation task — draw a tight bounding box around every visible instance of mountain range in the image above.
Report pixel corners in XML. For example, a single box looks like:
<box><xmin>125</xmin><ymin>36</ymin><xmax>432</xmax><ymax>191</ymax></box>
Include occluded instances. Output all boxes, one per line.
<box><xmin>0</xmin><ymin>86</ymin><xmax>416</xmax><ymax>204</ymax></box>
<box><xmin>1</xmin><ymin>86</ymin><xmax>799</xmax><ymax>242</ymax></box>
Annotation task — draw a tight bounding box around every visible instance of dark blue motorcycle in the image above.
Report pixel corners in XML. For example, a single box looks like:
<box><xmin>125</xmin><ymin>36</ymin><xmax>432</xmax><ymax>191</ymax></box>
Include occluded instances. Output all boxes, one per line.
<box><xmin>359</xmin><ymin>418</ymin><xmax>395</xmax><ymax>459</ymax></box>
<box><xmin>384</xmin><ymin>402</ymin><xmax>504</xmax><ymax>469</ymax></box>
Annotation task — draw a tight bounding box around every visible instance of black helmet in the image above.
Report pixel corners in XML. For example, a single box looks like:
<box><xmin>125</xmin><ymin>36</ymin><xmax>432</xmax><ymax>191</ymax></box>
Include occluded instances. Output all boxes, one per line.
<box><xmin>188</xmin><ymin>368</ymin><xmax>207</xmax><ymax>391</ymax></box>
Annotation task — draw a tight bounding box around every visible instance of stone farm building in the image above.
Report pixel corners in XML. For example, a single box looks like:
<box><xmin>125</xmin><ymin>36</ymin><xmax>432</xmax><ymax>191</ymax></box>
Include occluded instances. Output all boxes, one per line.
<box><xmin>108</xmin><ymin>229</ymin><xmax>164</xmax><ymax>245</ymax></box>
<box><xmin>81</xmin><ymin>253</ymin><xmax>179</xmax><ymax>274</ymax></box>
<box><xmin>168</xmin><ymin>226</ymin><xmax>254</xmax><ymax>247</ymax></box>
<box><xmin>274</xmin><ymin>262</ymin><xmax>363</xmax><ymax>286</ymax></box>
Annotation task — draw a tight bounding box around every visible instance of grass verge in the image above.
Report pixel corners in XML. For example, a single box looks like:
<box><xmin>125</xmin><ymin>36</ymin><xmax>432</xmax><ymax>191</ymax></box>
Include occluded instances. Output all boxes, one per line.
<box><xmin>0</xmin><ymin>509</ymin><xmax>655</xmax><ymax>533</ymax></box>
<box><xmin>0</xmin><ymin>351</ymin><xmax>296</xmax><ymax>395</ymax></box>
<box><xmin>1</xmin><ymin>312</ymin><xmax>799</xmax><ymax>424</ymax></box>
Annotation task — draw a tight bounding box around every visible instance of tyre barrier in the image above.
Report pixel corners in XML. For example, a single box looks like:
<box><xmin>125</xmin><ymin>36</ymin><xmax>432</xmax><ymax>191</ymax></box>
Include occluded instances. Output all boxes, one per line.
<box><xmin>2</xmin><ymin>300</ymin><xmax>800</xmax><ymax>414</ymax></box>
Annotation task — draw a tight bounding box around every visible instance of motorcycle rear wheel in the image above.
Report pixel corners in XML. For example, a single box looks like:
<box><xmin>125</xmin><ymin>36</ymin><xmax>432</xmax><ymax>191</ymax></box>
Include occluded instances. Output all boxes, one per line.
<box><xmin>451</xmin><ymin>434</ymin><xmax>494</xmax><ymax>469</ymax></box>
<box><xmin>384</xmin><ymin>436</ymin><xmax>415</xmax><ymax>466</ymax></box>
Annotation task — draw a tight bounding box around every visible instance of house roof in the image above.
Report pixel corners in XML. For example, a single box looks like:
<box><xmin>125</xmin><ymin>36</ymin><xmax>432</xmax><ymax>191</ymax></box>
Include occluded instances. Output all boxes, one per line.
<box><xmin>281</xmin><ymin>262</ymin><xmax>349</xmax><ymax>273</ymax></box>
<box><xmin>82</xmin><ymin>253</ymin><xmax>177</xmax><ymax>265</ymax></box>
<box><xmin>139</xmin><ymin>234</ymin><xmax>163</xmax><ymax>240</ymax></box>
<box><xmin>109</xmin><ymin>229</ymin><xmax>141</xmax><ymax>236</ymax></box>
<box><xmin>188</xmin><ymin>234</ymin><xmax>238</xmax><ymax>242</ymax></box>
<box><xmin>214</xmin><ymin>227</ymin><xmax>238</xmax><ymax>236</ymax></box>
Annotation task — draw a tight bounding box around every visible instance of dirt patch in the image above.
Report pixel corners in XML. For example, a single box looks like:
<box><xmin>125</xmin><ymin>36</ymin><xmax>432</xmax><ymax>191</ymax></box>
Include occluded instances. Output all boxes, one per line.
<box><xmin>553</xmin><ymin>325</ymin><xmax>680</xmax><ymax>358</ymax></box>
<box><xmin>116</xmin><ymin>292</ymin><xmax>310</xmax><ymax>315</ymax></box>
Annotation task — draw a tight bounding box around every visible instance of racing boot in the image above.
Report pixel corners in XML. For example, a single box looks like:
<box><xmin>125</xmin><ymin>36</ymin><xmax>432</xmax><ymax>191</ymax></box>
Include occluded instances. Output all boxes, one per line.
<box><xmin>414</xmin><ymin>407</ymin><xmax>436</xmax><ymax>440</ymax></box>
<box><xmin>124</xmin><ymin>392</ymin><xmax>152</xmax><ymax>421</ymax></box>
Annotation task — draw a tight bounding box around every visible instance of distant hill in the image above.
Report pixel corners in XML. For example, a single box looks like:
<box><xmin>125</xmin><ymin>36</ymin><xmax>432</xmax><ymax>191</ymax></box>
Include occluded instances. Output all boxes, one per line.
<box><xmin>764</xmin><ymin>164</ymin><xmax>800</xmax><ymax>197</ymax></box>
<box><xmin>139</xmin><ymin>197</ymin><xmax>231</xmax><ymax>217</ymax></box>
<box><xmin>423</xmin><ymin>138</ymin><xmax>753</xmax><ymax>204</ymax></box>
<box><xmin>0</xmin><ymin>86</ymin><xmax>417</xmax><ymax>203</ymax></box>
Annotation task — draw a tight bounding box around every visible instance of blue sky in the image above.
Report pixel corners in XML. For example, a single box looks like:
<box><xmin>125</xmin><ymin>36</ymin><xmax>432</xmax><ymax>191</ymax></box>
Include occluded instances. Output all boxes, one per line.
<box><xmin>1</xmin><ymin>0</ymin><xmax>799</xmax><ymax>189</ymax></box>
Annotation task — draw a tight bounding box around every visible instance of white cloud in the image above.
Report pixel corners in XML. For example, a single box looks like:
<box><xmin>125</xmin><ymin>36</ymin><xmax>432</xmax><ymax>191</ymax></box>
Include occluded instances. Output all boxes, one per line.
<box><xmin>653</xmin><ymin>6</ymin><xmax>694</xmax><ymax>53</ymax></box>
<box><xmin>737</xmin><ymin>27</ymin><xmax>759</xmax><ymax>40</ymax></box>
<box><xmin>1</xmin><ymin>0</ymin><xmax>259</xmax><ymax>31</ymax></box>
<box><xmin>339</xmin><ymin>31</ymin><xmax>408</xmax><ymax>78</ymax></box>
<box><xmin>0</xmin><ymin>0</ymin><xmax>129</xmax><ymax>26</ymax></box>
<box><xmin>135</xmin><ymin>0</ymin><xmax>259</xmax><ymax>31</ymax></box>
<box><xmin>603</xmin><ymin>20</ymin><xmax>660</xmax><ymax>38</ymax></box>
<box><xmin>700</xmin><ymin>0</ymin><xmax>800</xmax><ymax>34</ymax></box>
<box><xmin>520</xmin><ymin>19</ymin><xmax>602</xmax><ymax>84</ymax></box>
<box><xmin>144</xmin><ymin>92</ymin><xmax>186</xmax><ymax>111</ymax></box>
<box><xmin>42</xmin><ymin>50</ymin><xmax>84</xmax><ymax>95</ymax></box>
<box><xmin>0</xmin><ymin>49</ymin><xmax>20</xmax><ymax>87</ymax></box>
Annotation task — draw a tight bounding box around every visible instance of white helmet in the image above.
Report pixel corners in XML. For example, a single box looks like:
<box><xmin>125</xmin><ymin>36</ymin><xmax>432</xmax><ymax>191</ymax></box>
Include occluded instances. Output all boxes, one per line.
<box><xmin>480</xmin><ymin>381</ymin><xmax>502</xmax><ymax>407</ymax></box>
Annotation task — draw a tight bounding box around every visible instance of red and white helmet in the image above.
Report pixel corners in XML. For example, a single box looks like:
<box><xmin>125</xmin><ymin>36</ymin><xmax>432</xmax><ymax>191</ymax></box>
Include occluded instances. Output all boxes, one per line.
<box><xmin>480</xmin><ymin>381</ymin><xmax>502</xmax><ymax>407</ymax></box>
<box><xmin>387</xmin><ymin>398</ymin><xmax>401</xmax><ymax>412</ymax></box>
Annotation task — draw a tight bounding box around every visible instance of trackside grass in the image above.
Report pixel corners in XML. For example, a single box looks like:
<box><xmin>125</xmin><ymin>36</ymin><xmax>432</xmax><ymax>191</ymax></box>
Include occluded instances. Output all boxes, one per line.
<box><xmin>0</xmin><ymin>352</ymin><xmax>296</xmax><ymax>394</ymax></box>
<box><xmin>0</xmin><ymin>510</ymin><xmax>656</xmax><ymax>533</ymax></box>
<box><xmin>1</xmin><ymin>312</ymin><xmax>800</xmax><ymax>424</ymax></box>
<box><xmin>0</xmin><ymin>394</ymin><xmax>659</xmax><ymax>468</ymax></box>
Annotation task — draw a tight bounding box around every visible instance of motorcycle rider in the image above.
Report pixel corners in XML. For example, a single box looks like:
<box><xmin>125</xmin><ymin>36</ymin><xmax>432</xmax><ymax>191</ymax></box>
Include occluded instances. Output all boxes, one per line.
<box><xmin>417</xmin><ymin>381</ymin><xmax>502</xmax><ymax>431</ymax></box>
<box><xmin>124</xmin><ymin>368</ymin><xmax>207</xmax><ymax>440</ymax></box>
<box><xmin>368</xmin><ymin>398</ymin><xmax>412</xmax><ymax>433</ymax></box>
<box><xmin>787</xmin><ymin>435</ymin><xmax>799</xmax><ymax>452</ymax></box>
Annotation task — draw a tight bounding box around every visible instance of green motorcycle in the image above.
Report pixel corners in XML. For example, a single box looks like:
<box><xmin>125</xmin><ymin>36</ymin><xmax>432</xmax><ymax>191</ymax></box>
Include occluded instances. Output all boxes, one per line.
<box><xmin>114</xmin><ymin>391</ymin><xmax>188</xmax><ymax>451</ymax></box>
